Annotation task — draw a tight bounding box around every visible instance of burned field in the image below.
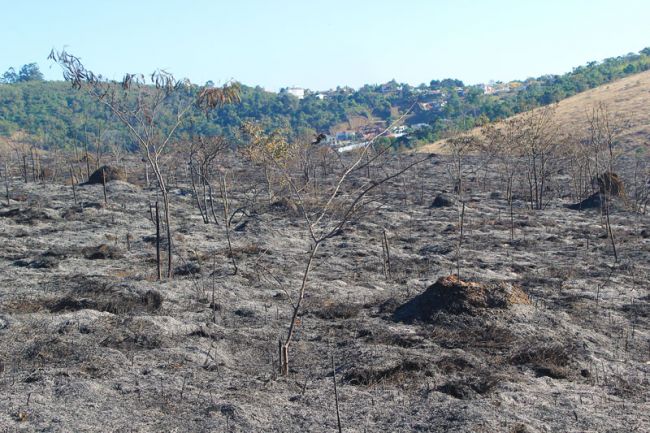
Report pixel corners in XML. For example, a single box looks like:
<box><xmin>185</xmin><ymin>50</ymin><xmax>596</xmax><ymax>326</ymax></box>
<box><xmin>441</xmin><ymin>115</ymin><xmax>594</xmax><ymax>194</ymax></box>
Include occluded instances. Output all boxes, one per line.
<box><xmin>0</xmin><ymin>151</ymin><xmax>648</xmax><ymax>432</ymax></box>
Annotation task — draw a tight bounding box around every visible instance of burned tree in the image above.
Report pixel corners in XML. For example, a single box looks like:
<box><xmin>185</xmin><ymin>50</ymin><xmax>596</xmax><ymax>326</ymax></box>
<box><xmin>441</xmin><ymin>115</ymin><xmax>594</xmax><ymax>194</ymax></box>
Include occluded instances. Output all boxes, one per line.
<box><xmin>586</xmin><ymin>103</ymin><xmax>626</xmax><ymax>262</ymax></box>
<box><xmin>517</xmin><ymin>106</ymin><xmax>562</xmax><ymax>210</ymax></box>
<box><xmin>241</xmin><ymin>116</ymin><xmax>430</xmax><ymax>376</ymax></box>
<box><xmin>443</xmin><ymin>133</ymin><xmax>479</xmax><ymax>198</ymax></box>
<box><xmin>187</xmin><ymin>135</ymin><xmax>230</xmax><ymax>224</ymax></box>
<box><xmin>49</xmin><ymin>49</ymin><xmax>240</xmax><ymax>279</ymax></box>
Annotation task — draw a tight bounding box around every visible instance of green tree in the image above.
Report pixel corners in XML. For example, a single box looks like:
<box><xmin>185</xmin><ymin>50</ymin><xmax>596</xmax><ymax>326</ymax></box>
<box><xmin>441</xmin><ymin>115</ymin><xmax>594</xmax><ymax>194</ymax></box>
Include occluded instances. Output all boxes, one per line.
<box><xmin>17</xmin><ymin>63</ymin><xmax>44</xmax><ymax>82</ymax></box>
<box><xmin>1</xmin><ymin>67</ymin><xmax>18</xmax><ymax>84</ymax></box>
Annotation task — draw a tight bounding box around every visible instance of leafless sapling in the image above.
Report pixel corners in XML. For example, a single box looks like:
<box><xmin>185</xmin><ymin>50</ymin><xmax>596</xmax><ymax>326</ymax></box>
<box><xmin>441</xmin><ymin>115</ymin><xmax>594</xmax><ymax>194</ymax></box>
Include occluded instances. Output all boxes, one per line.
<box><xmin>49</xmin><ymin>49</ymin><xmax>240</xmax><ymax>278</ymax></box>
<box><xmin>243</xmin><ymin>113</ymin><xmax>431</xmax><ymax>376</ymax></box>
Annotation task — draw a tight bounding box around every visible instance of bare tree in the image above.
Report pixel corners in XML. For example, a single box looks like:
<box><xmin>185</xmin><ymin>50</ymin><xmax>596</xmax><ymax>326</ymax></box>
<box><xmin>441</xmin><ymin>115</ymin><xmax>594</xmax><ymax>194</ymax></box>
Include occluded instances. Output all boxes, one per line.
<box><xmin>517</xmin><ymin>105</ymin><xmax>562</xmax><ymax>210</ymax></box>
<box><xmin>242</xmin><ymin>115</ymin><xmax>430</xmax><ymax>376</ymax></box>
<box><xmin>49</xmin><ymin>49</ymin><xmax>240</xmax><ymax>279</ymax></box>
<box><xmin>443</xmin><ymin>133</ymin><xmax>479</xmax><ymax>198</ymax></box>
<box><xmin>187</xmin><ymin>135</ymin><xmax>230</xmax><ymax>224</ymax></box>
<box><xmin>480</xmin><ymin>119</ymin><xmax>522</xmax><ymax>203</ymax></box>
<box><xmin>585</xmin><ymin>103</ymin><xmax>626</xmax><ymax>262</ymax></box>
<box><xmin>631</xmin><ymin>149</ymin><xmax>649</xmax><ymax>214</ymax></box>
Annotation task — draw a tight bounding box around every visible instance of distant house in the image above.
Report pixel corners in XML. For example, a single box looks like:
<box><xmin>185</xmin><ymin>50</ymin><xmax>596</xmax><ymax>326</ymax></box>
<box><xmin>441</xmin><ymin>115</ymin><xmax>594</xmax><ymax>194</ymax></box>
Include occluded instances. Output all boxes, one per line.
<box><xmin>479</xmin><ymin>84</ymin><xmax>494</xmax><ymax>94</ymax></box>
<box><xmin>286</xmin><ymin>87</ymin><xmax>305</xmax><ymax>99</ymax></box>
<box><xmin>418</xmin><ymin>100</ymin><xmax>446</xmax><ymax>111</ymax></box>
<box><xmin>410</xmin><ymin>123</ymin><xmax>430</xmax><ymax>131</ymax></box>
<box><xmin>381</xmin><ymin>81</ymin><xmax>402</xmax><ymax>94</ymax></box>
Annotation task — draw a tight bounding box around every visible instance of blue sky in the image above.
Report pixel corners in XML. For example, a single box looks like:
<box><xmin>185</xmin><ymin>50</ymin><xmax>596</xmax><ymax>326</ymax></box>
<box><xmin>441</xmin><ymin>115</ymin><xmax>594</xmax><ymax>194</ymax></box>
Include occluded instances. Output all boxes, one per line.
<box><xmin>2</xmin><ymin>0</ymin><xmax>649</xmax><ymax>90</ymax></box>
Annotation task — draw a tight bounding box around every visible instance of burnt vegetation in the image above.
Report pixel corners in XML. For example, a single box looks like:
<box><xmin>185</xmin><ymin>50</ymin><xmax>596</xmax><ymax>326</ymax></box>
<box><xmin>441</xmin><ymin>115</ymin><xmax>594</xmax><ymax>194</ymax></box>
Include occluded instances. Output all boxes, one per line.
<box><xmin>0</xmin><ymin>55</ymin><xmax>648</xmax><ymax>432</ymax></box>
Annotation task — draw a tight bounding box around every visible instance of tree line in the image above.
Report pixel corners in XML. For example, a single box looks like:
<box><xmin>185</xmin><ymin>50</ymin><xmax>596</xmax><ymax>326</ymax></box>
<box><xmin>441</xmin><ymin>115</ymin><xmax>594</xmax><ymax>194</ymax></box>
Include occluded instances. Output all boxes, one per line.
<box><xmin>1</xmin><ymin>47</ymin><xmax>649</xmax><ymax>151</ymax></box>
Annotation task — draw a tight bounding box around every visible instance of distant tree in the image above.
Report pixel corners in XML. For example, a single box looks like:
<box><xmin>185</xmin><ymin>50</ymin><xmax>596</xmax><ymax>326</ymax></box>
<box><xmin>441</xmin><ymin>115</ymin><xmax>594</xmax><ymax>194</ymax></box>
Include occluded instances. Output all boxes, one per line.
<box><xmin>17</xmin><ymin>63</ymin><xmax>44</xmax><ymax>82</ymax></box>
<box><xmin>441</xmin><ymin>78</ymin><xmax>464</xmax><ymax>88</ymax></box>
<box><xmin>444</xmin><ymin>91</ymin><xmax>463</xmax><ymax>118</ymax></box>
<box><xmin>624</xmin><ymin>64</ymin><xmax>636</xmax><ymax>74</ymax></box>
<box><xmin>1</xmin><ymin>67</ymin><xmax>18</xmax><ymax>84</ymax></box>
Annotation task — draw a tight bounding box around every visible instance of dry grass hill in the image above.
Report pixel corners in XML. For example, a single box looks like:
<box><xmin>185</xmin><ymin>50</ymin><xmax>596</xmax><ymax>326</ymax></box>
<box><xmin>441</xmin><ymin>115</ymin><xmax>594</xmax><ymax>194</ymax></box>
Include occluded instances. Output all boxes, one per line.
<box><xmin>419</xmin><ymin>69</ymin><xmax>650</xmax><ymax>153</ymax></box>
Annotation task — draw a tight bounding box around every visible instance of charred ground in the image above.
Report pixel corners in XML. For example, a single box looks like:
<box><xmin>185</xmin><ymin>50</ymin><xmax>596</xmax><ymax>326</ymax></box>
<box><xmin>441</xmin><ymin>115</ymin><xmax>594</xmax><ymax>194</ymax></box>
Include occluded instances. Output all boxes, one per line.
<box><xmin>0</xmin><ymin>152</ymin><xmax>648</xmax><ymax>432</ymax></box>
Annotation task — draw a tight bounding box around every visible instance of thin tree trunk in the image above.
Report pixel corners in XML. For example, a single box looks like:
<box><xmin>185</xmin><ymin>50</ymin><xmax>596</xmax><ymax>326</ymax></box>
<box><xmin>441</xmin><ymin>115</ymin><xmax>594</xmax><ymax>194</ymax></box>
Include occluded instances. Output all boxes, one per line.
<box><xmin>457</xmin><ymin>202</ymin><xmax>466</xmax><ymax>280</ymax></box>
<box><xmin>163</xmin><ymin>192</ymin><xmax>173</xmax><ymax>279</ymax></box>
<box><xmin>510</xmin><ymin>198</ymin><xmax>514</xmax><ymax>241</ymax></box>
<box><xmin>219</xmin><ymin>174</ymin><xmax>238</xmax><ymax>275</ymax></box>
<box><xmin>30</xmin><ymin>148</ymin><xmax>36</xmax><ymax>182</ymax></box>
<box><xmin>604</xmin><ymin>195</ymin><xmax>618</xmax><ymax>262</ymax></box>
<box><xmin>155</xmin><ymin>201</ymin><xmax>161</xmax><ymax>281</ymax></box>
<box><xmin>382</xmin><ymin>228</ymin><xmax>391</xmax><ymax>279</ymax></box>
<box><xmin>331</xmin><ymin>351</ymin><xmax>343</xmax><ymax>433</ymax></box>
<box><xmin>22</xmin><ymin>155</ymin><xmax>28</xmax><ymax>183</ymax></box>
<box><xmin>84</xmin><ymin>140</ymin><xmax>90</xmax><ymax>181</ymax></box>
<box><xmin>189</xmin><ymin>163</ymin><xmax>208</xmax><ymax>223</ymax></box>
<box><xmin>4</xmin><ymin>160</ymin><xmax>9</xmax><ymax>205</ymax></box>
<box><xmin>281</xmin><ymin>243</ymin><xmax>320</xmax><ymax>376</ymax></box>
<box><xmin>102</xmin><ymin>168</ymin><xmax>108</xmax><ymax>205</ymax></box>
<box><xmin>70</xmin><ymin>165</ymin><xmax>77</xmax><ymax>205</ymax></box>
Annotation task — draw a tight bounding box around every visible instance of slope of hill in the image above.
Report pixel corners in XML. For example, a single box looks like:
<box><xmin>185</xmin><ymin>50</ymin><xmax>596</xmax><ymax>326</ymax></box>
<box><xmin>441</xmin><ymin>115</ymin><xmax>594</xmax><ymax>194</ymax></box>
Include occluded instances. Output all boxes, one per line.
<box><xmin>418</xmin><ymin>69</ymin><xmax>650</xmax><ymax>153</ymax></box>
<box><xmin>1</xmin><ymin>48</ymin><xmax>649</xmax><ymax>152</ymax></box>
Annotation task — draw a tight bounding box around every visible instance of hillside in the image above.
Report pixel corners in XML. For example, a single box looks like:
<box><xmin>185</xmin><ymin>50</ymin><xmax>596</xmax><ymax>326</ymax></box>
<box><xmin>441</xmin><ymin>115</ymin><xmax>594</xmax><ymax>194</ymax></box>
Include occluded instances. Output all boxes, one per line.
<box><xmin>1</xmin><ymin>151</ymin><xmax>648</xmax><ymax>431</ymax></box>
<box><xmin>418</xmin><ymin>69</ymin><xmax>650</xmax><ymax>153</ymax></box>
<box><xmin>1</xmin><ymin>48</ymin><xmax>650</xmax><ymax>152</ymax></box>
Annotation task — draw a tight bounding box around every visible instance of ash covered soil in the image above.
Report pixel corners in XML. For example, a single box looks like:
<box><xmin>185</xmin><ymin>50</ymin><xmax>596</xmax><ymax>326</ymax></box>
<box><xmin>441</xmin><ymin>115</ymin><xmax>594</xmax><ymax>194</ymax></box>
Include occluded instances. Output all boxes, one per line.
<box><xmin>0</xmin><ymin>153</ymin><xmax>648</xmax><ymax>432</ymax></box>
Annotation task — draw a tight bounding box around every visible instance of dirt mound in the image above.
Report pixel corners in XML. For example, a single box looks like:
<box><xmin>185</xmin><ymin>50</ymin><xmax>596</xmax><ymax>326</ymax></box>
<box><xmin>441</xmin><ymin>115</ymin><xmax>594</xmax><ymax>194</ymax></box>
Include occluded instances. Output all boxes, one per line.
<box><xmin>269</xmin><ymin>197</ymin><xmax>299</xmax><ymax>215</ymax></box>
<box><xmin>0</xmin><ymin>207</ymin><xmax>60</xmax><ymax>225</ymax></box>
<box><xmin>393</xmin><ymin>275</ymin><xmax>530</xmax><ymax>321</ymax></box>
<box><xmin>566</xmin><ymin>192</ymin><xmax>603</xmax><ymax>210</ymax></box>
<box><xmin>437</xmin><ymin>374</ymin><xmax>500</xmax><ymax>400</ymax></box>
<box><xmin>343</xmin><ymin>359</ymin><xmax>427</xmax><ymax>386</ymax></box>
<box><xmin>568</xmin><ymin>172</ymin><xmax>626</xmax><ymax>210</ymax></box>
<box><xmin>510</xmin><ymin>343</ymin><xmax>576</xmax><ymax>379</ymax></box>
<box><xmin>430</xmin><ymin>193</ymin><xmax>455</xmax><ymax>208</ymax></box>
<box><xmin>84</xmin><ymin>165</ymin><xmax>127</xmax><ymax>185</ymax></box>
<box><xmin>48</xmin><ymin>277</ymin><xmax>162</xmax><ymax>315</ymax></box>
<box><xmin>175</xmin><ymin>262</ymin><xmax>201</xmax><ymax>276</ymax></box>
<box><xmin>14</xmin><ymin>256</ymin><xmax>60</xmax><ymax>269</ymax></box>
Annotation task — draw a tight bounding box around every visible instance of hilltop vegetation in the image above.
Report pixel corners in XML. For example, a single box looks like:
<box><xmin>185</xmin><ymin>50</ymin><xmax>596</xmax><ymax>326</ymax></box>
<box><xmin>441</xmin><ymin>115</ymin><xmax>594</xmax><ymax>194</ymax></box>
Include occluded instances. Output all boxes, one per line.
<box><xmin>419</xmin><ymin>68</ymin><xmax>650</xmax><ymax>154</ymax></box>
<box><xmin>1</xmin><ymin>48</ymin><xmax>649</xmax><ymax>151</ymax></box>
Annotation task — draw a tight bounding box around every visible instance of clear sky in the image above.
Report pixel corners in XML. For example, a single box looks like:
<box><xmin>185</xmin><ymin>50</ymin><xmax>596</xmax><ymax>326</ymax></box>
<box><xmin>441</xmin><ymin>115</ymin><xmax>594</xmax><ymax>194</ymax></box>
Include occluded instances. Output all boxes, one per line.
<box><xmin>2</xmin><ymin>0</ymin><xmax>649</xmax><ymax>91</ymax></box>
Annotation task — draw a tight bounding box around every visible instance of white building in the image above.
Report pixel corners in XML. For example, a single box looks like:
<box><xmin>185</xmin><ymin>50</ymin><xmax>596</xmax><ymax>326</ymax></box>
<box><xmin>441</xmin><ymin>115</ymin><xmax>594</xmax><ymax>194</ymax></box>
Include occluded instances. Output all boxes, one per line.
<box><xmin>286</xmin><ymin>87</ymin><xmax>305</xmax><ymax>99</ymax></box>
